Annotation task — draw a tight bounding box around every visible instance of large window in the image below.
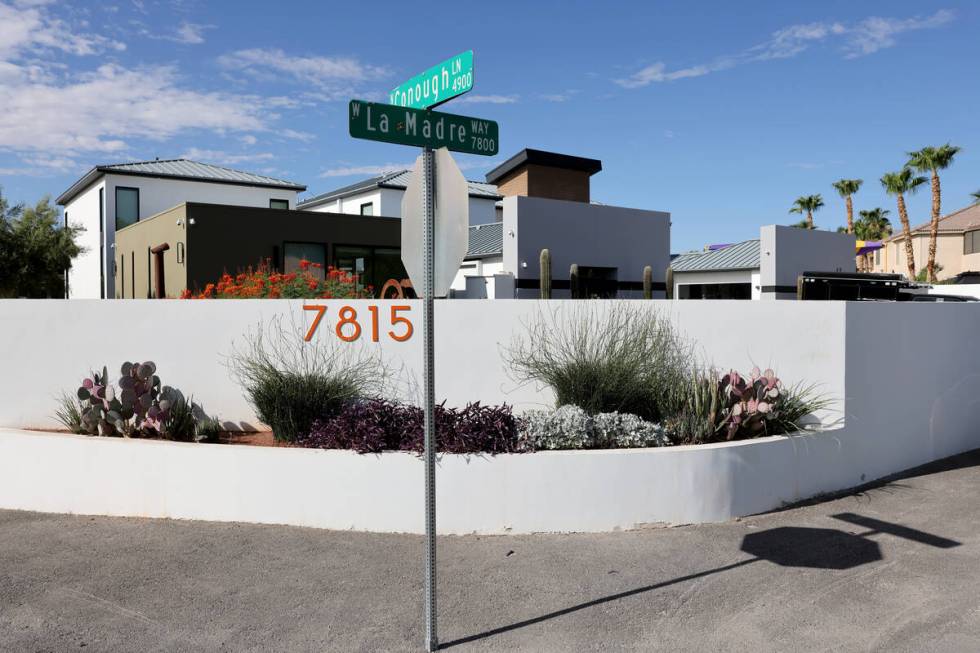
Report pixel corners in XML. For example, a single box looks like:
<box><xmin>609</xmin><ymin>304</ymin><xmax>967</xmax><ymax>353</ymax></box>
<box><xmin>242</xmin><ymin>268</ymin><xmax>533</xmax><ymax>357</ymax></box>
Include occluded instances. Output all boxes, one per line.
<box><xmin>270</xmin><ymin>199</ymin><xmax>289</xmax><ymax>210</ymax></box>
<box><xmin>283</xmin><ymin>242</ymin><xmax>326</xmax><ymax>279</ymax></box>
<box><xmin>360</xmin><ymin>202</ymin><xmax>374</xmax><ymax>216</ymax></box>
<box><xmin>964</xmin><ymin>230</ymin><xmax>980</xmax><ymax>255</ymax></box>
<box><xmin>334</xmin><ymin>245</ymin><xmax>405</xmax><ymax>295</ymax></box>
<box><xmin>115</xmin><ymin>187</ymin><xmax>139</xmax><ymax>230</ymax></box>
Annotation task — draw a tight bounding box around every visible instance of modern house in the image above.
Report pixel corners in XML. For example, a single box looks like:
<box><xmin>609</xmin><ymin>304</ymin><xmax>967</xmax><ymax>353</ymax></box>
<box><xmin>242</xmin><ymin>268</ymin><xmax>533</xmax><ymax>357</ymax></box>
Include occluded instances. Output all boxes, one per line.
<box><xmin>112</xmin><ymin>203</ymin><xmax>403</xmax><ymax>299</ymax></box>
<box><xmin>56</xmin><ymin>159</ymin><xmax>306</xmax><ymax>299</ymax></box>
<box><xmin>451</xmin><ymin>149</ymin><xmax>672</xmax><ymax>299</ymax></box>
<box><xmin>670</xmin><ymin>225</ymin><xmax>856</xmax><ymax>300</ymax></box>
<box><xmin>869</xmin><ymin>202</ymin><xmax>980</xmax><ymax>279</ymax></box>
<box><xmin>297</xmin><ymin>169</ymin><xmax>502</xmax><ymax>225</ymax></box>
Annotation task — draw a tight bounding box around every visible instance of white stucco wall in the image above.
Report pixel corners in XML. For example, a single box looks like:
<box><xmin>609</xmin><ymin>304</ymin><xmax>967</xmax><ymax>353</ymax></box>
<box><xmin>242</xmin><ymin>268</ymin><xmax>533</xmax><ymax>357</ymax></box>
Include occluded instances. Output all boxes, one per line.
<box><xmin>503</xmin><ymin>196</ymin><xmax>671</xmax><ymax>298</ymax></box>
<box><xmin>65</xmin><ymin>181</ymin><xmax>105</xmax><ymax>299</ymax></box>
<box><xmin>0</xmin><ymin>300</ymin><xmax>978</xmax><ymax>533</ymax></box>
<box><xmin>302</xmin><ymin>186</ymin><xmax>497</xmax><ymax>225</ymax></box>
<box><xmin>759</xmin><ymin>225</ymin><xmax>856</xmax><ymax>300</ymax></box>
<box><xmin>0</xmin><ymin>299</ymin><xmax>843</xmax><ymax>429</ymax></box>
<box><xmin>64</xmin><ymin>174</ymin><xmax>298</xmax><ymax>298</ymax></box>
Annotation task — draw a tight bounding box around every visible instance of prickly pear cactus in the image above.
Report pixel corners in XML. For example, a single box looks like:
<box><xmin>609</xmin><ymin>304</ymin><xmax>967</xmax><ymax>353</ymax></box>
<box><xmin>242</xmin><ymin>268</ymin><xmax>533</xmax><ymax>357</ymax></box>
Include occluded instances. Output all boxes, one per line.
<box><xmin>74</xmin><ymin>361</ymin><xmax>173</xmax><ymax>437</ymax></box>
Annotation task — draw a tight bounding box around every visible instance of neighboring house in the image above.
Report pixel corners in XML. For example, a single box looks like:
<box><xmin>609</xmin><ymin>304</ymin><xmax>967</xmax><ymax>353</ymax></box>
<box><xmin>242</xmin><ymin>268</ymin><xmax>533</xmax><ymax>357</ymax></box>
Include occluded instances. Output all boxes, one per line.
<box><xmin>297</xmin><ymin>169</ymin><xmax>502</xmax><ymax>225</ymax></box>
<box><xmin>57</xmin><ymin>159</ymin><xmax>306</xmax><ymax>299</ymax></box>
<box><xmin>451</xmin><ymin>150</ymin><xmax>671</xmax><ymax>299</ymax></box>
<box><xmin>870</xmin><ymin>202</ymin><xmax>980</xmax><ymax>279</ymax></box>
<box><xmin>670</xmin><ymin>225</ymin><xmax>855</xmax><ymax>300</ymax></box>
<box><xmin>113</xmin><ymin>202</ymin><xmax>403</xmax><ymax>299</ymax></box>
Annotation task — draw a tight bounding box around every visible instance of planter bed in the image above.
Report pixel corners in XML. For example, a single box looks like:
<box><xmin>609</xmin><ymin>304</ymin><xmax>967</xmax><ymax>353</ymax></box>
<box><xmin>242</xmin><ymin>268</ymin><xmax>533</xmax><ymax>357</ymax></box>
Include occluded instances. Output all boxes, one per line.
<box><xmin>0</xmin><ymin>425</ymin><xmax>857</xmax><ymax>535</ymax></box>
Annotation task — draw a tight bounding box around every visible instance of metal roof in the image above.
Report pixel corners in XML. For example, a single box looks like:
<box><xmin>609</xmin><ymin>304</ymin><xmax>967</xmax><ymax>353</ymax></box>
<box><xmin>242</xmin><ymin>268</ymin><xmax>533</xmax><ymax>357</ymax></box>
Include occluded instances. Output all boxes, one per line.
<box><xmin>466</xmin><ymin>222</ymin><xmax>503</xmax><ymax>258</ymax></box>
<box><xmin>298</xmin><ymin>169</ymin><xmax>501</xmax><ymax>208</ymax></box>
<box><xmin>57</xmin><ymin>158</ymin><xmax>306</xmax><ymax>205</ymax></box>
<box><xmin>670</xmin><ymin>239</ymin><xmax>760</xmax><ymax>272</ymax></box>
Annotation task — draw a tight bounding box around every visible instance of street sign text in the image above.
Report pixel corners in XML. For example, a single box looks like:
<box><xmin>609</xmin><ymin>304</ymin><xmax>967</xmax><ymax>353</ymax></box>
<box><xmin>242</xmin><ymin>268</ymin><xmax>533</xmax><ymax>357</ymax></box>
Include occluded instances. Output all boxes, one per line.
<box><xmin>389</xmin><ymin>50</ymin><xmax>473</xmax><ymax>109</ymax></box>
<box><xmin>349</xmin><ymin>100</ymin><xmax>498</xmax><ymax>156</ymax></box>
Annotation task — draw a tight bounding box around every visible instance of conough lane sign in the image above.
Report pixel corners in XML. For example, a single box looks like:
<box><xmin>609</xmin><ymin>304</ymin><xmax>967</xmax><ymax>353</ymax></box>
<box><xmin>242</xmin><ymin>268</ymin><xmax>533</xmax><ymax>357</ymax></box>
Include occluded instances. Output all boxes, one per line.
<box><xmin>349</xmin><ymin>99</ymin><xmax>498</xmax><ymax>156</ymax></box>
<box><xmin>389</xmin><ymin>50</ymin><xmax>473</xmax><ymax>110</ymax></box>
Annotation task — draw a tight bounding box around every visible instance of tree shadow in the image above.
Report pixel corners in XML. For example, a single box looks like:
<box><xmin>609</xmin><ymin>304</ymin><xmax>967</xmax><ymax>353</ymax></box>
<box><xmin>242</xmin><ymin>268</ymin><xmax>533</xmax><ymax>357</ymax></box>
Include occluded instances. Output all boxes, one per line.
<box><xmin>438</xmin><ymin>514</ymin><xmax>959</xmax><ymax>649</ymax></box>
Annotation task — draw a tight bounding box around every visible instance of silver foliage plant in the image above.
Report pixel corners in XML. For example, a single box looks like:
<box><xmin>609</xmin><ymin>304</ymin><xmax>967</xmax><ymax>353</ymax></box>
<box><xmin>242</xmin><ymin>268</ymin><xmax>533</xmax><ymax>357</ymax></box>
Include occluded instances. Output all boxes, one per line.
<box><xmin>522</xmin><ymin>405</ymin><xmax>670</xmax><ymax>450</ymax></box>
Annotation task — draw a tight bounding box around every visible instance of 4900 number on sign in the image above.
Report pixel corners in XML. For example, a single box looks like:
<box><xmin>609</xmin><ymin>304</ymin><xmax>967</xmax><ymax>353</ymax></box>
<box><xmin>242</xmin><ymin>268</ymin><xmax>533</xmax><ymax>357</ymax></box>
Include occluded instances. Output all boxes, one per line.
<box><xmin>303</xmin><ymin>304</ymin><xmax>414</xmax><ymax>342</ymax></box>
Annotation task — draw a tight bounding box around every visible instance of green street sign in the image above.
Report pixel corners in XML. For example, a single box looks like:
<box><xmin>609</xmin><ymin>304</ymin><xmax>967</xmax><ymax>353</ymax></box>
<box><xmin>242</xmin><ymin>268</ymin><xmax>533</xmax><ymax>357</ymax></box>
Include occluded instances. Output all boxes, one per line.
<box><xmin>349</xmin><ymin>100</ymin><xmax>498</xmax><ymax>156</ymax></box>
<box><xmin>389</xmin><ymin>50</ymin><xmax>473</xmax><ymax>110</ymax></box>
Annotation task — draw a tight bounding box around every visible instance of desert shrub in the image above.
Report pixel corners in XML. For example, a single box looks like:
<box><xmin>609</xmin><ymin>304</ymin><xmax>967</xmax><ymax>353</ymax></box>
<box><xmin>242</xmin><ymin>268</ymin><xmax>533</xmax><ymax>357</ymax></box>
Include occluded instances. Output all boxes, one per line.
<box><xmin>163</xmin><ymin>391</ymin><xmax>197</xmax><ymax>442</ymax></box>
<box><xmin>229</xmin><ymin>317</ymin><xmax>388</xmax><ymax>442</ymax></box>
<box><xmin>667</xmin><ymin>367</ymin><xmax>830</xmax><ymax>444</ymax></box>
<box><xmin>298</xmin><ymin>399</ymin><xmax>528</xmax><ymax>455</ymax></box>
<box><xmin>521</xmin><ymin>405</ymin><xmax>669</xmax><ymax>450</ymax></box>
<box><xmin>54</xmin><ymin>391</ymin><xmax>85</xmax><ymax>434</ymax></box>
<box><xmin>194</xmin><ymin>416</ymin><xmax>223</xmax><ymax>443</ymax></box>
<box><xmin>505</xmin><ymin>304</ymin><xmax>691</xmax><ymax>421</ymax></box>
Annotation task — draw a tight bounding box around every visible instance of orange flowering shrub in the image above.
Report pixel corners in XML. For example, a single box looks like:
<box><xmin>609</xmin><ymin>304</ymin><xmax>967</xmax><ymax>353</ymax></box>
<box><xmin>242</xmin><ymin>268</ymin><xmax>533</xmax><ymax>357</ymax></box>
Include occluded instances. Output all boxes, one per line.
<box><xmin>180</xmin><ymin>259</ymin><xmax>372</xmax><ymax>299</ymax></box>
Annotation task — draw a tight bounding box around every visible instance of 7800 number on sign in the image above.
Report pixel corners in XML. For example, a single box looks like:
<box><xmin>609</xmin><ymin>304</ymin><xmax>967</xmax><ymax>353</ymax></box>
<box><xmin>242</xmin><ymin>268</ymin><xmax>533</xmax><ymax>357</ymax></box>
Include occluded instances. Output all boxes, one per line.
<box><xmin>303</xmin><ymin>304</ymin><xmax>413</xmax><ymax>342</ymax></box>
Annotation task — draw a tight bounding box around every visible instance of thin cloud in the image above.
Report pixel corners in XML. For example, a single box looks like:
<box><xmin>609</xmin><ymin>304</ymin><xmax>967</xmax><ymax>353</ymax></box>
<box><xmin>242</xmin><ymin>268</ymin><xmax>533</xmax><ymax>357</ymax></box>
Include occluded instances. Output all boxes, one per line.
<box><xmin>144</xmin><ymin>22</ymin><xmax>215</xmax><ymax>45</ymax></box>
<box><xmin>319</xmin><ymin>163</ymin><xmax>413</xmax><ymax>178</ymax></box>
<box><xmin>454</xmin><ymin>94</ymin><xmax>519</xmax><ymax>104</ymax></box>
<box><xmin>615</xmin><ymin>9</ymin><xmax>954</xmax><ymax>88</ymax></box>
<box><xmin>180</xmin><ymin>148</ymin><xmax>275</xmax><ymax>166</ymax></box>
<box><xmin>218</xmin><ymin>48</ymin><xmax>389</xmax><ymax>99</ymax></box>
<box><xmin>0</xmin><ymin>1</ymin><xmax>125</xmax><ymax>60</ymax></box>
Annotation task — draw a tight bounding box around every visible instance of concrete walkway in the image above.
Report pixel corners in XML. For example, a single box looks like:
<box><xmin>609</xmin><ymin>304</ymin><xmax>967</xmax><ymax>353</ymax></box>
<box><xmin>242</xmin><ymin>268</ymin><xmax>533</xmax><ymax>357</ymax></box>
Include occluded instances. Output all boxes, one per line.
<box><xmin>2</xmin><ymin>451</ymin><xmax>979</xmax><ymax>652</ymax></box>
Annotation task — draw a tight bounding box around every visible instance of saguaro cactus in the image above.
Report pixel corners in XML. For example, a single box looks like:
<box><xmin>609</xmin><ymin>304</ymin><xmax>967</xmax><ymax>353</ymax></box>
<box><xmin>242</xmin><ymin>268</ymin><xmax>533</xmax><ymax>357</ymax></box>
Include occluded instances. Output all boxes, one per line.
<box><xmin>569</xmin><ymin>263</ymin><xmax>580</xmax><ymax>299</ymax></box>
<box><xmin>540</xmin><ymin>248</ymin><xmax>552</xmax><ymax>299</ymax></box>
<box><xmin>643</xmin><ymin>265</ymin><xmax>653</xmax><ymax>299</ymax></box>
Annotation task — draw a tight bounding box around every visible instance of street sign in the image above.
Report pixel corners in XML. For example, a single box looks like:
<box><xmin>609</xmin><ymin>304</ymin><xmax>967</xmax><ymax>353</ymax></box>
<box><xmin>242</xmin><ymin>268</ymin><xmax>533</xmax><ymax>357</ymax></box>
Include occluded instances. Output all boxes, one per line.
<box><xmin>349</xmin><ymin>100</ymin><xmax>498</xmax><ymax>156</ymax></box>
<box><xmin>401</xmin><ymin>148</ymin><xmax>469</xmax><ymax>298</ymax></box>
<box><xmin>389</xmin><ymin>50</ymin><xmax>473</xmax><ymax>110</ymax></box>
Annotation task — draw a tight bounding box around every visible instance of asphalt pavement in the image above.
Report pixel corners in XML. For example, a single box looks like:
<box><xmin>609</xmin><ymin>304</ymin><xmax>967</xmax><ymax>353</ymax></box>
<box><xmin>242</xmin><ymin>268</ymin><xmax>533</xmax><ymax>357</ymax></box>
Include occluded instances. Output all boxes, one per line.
<box><xmin>2</xmin><ymin>450</ymin><xmax>979</xmax><ymax>652</ymax></box>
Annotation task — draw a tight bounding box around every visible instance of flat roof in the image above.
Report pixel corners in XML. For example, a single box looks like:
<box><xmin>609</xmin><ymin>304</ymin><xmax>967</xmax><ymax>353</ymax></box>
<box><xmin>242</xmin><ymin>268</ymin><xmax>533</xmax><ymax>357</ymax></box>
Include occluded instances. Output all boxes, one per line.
<box><xmin>484</xmin><ymin>149</ymin><xmax>602</xmax><ymax>184</ymax></box>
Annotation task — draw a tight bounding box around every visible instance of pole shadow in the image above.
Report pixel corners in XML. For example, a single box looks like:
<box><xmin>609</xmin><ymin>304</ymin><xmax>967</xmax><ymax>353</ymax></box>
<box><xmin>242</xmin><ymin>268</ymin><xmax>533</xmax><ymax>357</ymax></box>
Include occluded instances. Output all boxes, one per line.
<box><xmin>438</xmin><ymin>514</ymin><xmax>960</xmax><ymax>649</ymax></box>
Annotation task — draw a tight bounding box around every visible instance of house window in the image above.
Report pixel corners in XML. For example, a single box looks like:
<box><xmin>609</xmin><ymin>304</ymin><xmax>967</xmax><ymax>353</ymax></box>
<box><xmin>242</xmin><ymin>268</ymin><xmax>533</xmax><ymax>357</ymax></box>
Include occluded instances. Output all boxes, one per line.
<box><xmin>283</xmin><ymin>242</ymin><xmax>326</xmax><ymax>279</ymax></box>
<box><xmin>115</xmin><ymin>187</ymin><xmax>140</xmax><ymax>230</ymax></box>
<box><xmin>874</xmin><ymin>248</ymin><xmax>881</xmax><ymax>265</ymax></box>
<box><xmin>964</xmin><ymin>230</ymin><xmax>980</xmax><ymax>255</ymax></box>
<box><xmin>270</xmin><ymin>199</ymin><xmax>289</xmax><ymax>210</ymax></box>
<box><xmin>360</xmin><ymin>202</ymin><xmax>374</xmax><ymax>216</ymax></box>
<box><xmin>335</xmin><ymin>245</ymin><xmax>406</xmax><ymax>295</ymax></box>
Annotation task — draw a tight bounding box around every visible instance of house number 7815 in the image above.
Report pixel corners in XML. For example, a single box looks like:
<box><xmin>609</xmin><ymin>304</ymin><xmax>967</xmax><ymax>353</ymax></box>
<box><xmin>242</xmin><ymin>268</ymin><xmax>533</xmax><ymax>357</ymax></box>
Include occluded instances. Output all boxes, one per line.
<box><xmin>303</xmin><ymin>304</ymin><xmax>414</xmax><ymax>342</ymax></box>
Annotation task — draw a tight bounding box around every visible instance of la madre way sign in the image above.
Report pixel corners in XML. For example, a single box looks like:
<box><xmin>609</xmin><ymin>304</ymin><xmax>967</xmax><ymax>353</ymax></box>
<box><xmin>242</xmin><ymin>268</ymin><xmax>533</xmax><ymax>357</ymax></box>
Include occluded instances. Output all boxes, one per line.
<box><xmin>349</xmin><ymin>100</ymin><xmax>498</xmax><ymax>156</ymax></box>
<box><xmin>389</xmin><ymin>50</ymin><xmax>473</xmax><ymax>110</ymax></box>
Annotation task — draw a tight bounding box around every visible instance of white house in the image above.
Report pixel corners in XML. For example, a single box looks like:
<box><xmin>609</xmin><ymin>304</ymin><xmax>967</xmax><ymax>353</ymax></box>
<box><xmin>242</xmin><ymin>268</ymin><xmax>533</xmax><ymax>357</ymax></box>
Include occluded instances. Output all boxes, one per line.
<box><xmin>297</xmin><ymin>170</ymin><xmax>501</xmax><ymax>225</ymax></box>
<box><xmin>297</xmin><ymin>148</ymin><xmax>671</xmax><ymax>299</ymax></box>
<box><xmin>57</xmin><ymin>159</ymin><xmax>306</xmax><ymax>299</ymax></box>
<box><xmin>451</xmin><ymin>149</ymin><xmax>672</xmax><ymax>299</ymax></box>
<box><xmin>670</xmin><ymin>225</ymin><xmax>856</xmax><ymax>300</ymax></box>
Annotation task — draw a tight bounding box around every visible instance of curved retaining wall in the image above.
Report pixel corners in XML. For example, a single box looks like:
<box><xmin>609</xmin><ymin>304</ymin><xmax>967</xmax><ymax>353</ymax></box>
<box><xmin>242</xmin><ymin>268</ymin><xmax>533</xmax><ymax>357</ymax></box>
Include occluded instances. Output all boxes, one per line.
<box><xmin>0</xmin><ymin>427</ymin><xmax>851</xmax><ymax>534</ymax></box>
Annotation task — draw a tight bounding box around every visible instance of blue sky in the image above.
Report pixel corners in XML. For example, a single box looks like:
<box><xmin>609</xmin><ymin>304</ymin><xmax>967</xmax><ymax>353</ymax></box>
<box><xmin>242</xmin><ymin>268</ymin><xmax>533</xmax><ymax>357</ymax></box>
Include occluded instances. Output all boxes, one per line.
<box><xmin>0</xmin><ymin>0</ymin><xmax>977</xmax><ymax>251</ymax></box>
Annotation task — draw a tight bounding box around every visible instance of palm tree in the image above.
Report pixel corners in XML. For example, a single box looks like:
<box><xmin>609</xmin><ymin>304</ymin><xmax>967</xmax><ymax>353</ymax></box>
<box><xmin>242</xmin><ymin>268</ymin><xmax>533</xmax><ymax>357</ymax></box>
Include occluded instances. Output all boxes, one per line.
<box><xmin>881</xmin><ymin>169</ymin><xmax>927</xmax><ymax>281</ymax></box>
<box><xmin>907</xmin><ymin>144</ymin><xmax>960</xmax><ymax>282</ymax></box>
<box><xmin>832</xmin><ymin>179</ymin><xmax>863</xmax><ymax>234</ymax></box>
<box><xmin>854</xmin><ymin>208</ymin><xmax>892</xmax><ymax>272</ymax></box>
<box><xmin>789</xmin><ymin>194</ymin><xmax>824</xmax><ymax>230</ymax></box>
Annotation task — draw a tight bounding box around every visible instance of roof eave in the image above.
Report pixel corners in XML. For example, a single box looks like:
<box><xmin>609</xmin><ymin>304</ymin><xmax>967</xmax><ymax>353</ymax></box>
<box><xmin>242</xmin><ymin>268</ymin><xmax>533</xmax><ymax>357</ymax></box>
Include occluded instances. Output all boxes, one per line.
<box><xmin>59</xmin><ymin>166</ymin><xmax>305</xmax><ymax>206</ymax></box>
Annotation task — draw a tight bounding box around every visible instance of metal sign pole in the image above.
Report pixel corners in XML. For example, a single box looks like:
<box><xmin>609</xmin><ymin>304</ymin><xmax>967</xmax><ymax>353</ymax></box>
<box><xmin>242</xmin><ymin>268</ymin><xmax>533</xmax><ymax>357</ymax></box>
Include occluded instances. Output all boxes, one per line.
<box><xmin>421</xmin><ymin>145</ymin><xmax>438</xmax><ymax>652</ymax></box>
